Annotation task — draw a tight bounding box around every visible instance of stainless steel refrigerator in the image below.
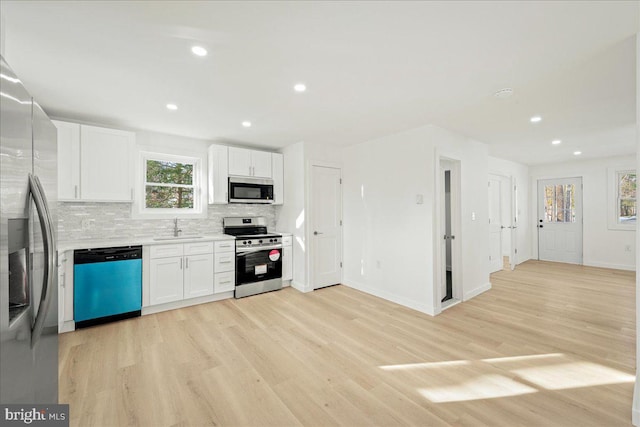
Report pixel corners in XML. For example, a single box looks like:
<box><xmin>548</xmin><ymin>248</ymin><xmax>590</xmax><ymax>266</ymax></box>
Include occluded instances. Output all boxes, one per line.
<box><xmin>0</xmin><ymin>55</ymin><xmax>58</xmax><ymax>404</ymax></box>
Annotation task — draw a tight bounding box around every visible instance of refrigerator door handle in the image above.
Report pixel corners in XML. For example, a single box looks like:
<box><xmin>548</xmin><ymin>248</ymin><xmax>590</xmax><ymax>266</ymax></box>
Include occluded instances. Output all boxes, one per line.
<box><xmin>29</xmin><ymin>174</ymin><xmax>56</xmax><ymax>349</ymax></box>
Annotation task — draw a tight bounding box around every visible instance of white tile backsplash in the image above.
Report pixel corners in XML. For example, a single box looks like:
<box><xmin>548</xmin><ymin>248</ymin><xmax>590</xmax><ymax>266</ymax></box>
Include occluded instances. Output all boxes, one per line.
<box><xmin>58</xmin><ymin>202</ymin><xmax>276</xmax><ymax>243</ymax></box>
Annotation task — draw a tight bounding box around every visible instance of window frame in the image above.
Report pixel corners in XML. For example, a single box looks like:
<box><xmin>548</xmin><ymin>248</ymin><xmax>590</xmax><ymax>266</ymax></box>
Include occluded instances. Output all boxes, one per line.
<box><xmin>607</xmin><ymin>167</ymin><xmax>636</xmax><ymax>231</ymax></box>
<box><xmin>133</xmin><ymin>149</ymin><xmax>207</xmax><ymax>219</ymax></box>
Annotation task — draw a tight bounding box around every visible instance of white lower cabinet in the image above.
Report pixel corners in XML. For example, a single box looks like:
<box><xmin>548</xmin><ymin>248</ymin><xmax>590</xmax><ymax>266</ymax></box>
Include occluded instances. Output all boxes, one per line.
<box><xmin>184</xmin><ymin>254</ymin><xmax>215</xmax><ymax>298</ymax></box>
<box><xmin>148</xmin><ymin>242</ymin><xmax>214</xmax><ymax>306</ymax></box>
<box><xmin>149</xmin><ymin>256</ymin><xmax>185</xmax><ymax>305</ymax></box>
<box><xmin>146</xmin><ymin>239</ymin><xmax>235</xmax><ymax>309</ymax></box>
<box><xmin>214</xmin><ymin>240</ymin><xmax>235</xmax><ymax>293</ymax></box>
<box><xmin>282</xmin><ymin>235</ymin><xmax>293</xmax><ymax>283</ymax></box>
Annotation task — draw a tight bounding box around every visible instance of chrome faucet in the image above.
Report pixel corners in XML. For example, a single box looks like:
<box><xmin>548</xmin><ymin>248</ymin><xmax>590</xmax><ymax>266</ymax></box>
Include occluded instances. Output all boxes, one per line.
<box><xmin>173</xmin><ymin>218</ymin><xmax>182</xmax><ymax>237</ymax></box>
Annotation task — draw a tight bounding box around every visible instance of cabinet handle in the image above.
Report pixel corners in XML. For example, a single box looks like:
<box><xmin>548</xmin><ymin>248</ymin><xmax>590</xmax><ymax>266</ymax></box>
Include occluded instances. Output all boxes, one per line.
<box><xmin>186</xmin><ymin>258</ymin><xmax>189</xmax><ymax>269</ymax></box>
<box><xmin>180</xmin><ymin>258</ymin><xmax>183</xmax><ymax>269</ymax></box>
<box><xmin>74</xmin><ymin>185</ymin><xmax>78</xmax><ymax>199</ymax></box>
<box><xmin>220</xmin><ymin>280</ymin><xmax>231</xmax><ymax>284</ymax></box>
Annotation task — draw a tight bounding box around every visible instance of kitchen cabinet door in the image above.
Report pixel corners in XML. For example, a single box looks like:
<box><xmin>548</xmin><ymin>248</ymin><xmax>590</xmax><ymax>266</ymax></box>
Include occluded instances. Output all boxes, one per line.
<box><xmin>149</xmin><ymin>257</ymin><xmax>184</xmax><ymax>305</ymax></box>
<box><xmin>214</xmin><ymin>251</ymin><xmax>235</xmax><ymax>273</ymax></box>
<box><xmin>282</xmin><ymin>246</ymin><xmax>293</xmax><ymax>281</ymax></box>
<box><xmin>208</xmin><ymin>144</ymin><xmax>229</xmax><ymax>204</ymax></box>
<box><xmin>272</xmin><ymin>153</ymin><xmax>284</xmax><ymax>205</ymax></box>
<box><xmin>251</xmin><ymin>150</ymin><xmax>272</xmax><ymax>178</ymax></box>
<box><xmin>214</xmin><ymin>271</ymin><xmax>235</xmax><ymax>293</ymax></box>
<box><xmin>184</xmin><ymin>254</ymin><xmax>214</xmax><ymax>299</ymax></box>
<box><xmin>80</xmin><ymin>124</ymin><xmax>134</xmax><ymax>201</ymax></box>
<box><xmin>228</xmin><ymin>147</ymin><xmax>251</xmax><ymax>176</ymax></box>
<box><xmin>53</xmin><ymin>120</ymin><xmax>80</xmax><ymax>200</ymax></box>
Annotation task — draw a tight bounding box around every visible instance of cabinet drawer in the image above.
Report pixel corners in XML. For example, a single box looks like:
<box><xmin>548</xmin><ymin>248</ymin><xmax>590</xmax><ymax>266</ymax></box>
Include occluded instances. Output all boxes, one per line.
<box><xmin>150</xmin><ymin>244</ymin><xmax>183</xmax><ymax>259</ymax></box>
<box><xmin>184</xmin><ymin>241</ymin><xmax>214</xmax><ymax>256</ymax></box>
<box><xmin>214</xmin><ymin>271</ymin><xmax>235</xmax><ymax>293</ymax></box>
<box><xmin>282</xmin><ymin>236</ymin><xmax>292</xmax><ymax>246</ymax></box>
<box><xmin>214</xmin><ymin>253</ymin><xmax>235</xmax><ymax>273</ymax></box>
<box><xmin>214</xmin><ymin>240</ymin><xmax>235</xmax><ymax>253</ymax></box>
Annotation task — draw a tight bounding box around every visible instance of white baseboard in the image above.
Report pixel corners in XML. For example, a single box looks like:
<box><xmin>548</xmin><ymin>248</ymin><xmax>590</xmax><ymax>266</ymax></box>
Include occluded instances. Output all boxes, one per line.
<box><xmin>59</xmin><ymin>320</ymin><xmax>75</xmax><ymax>333</ymax></box>
<box><xmin>633</xmin><ymin>377</ymin><xmax>640</xmax><ymax>426</ymax></box>
<box><xmin>583</xmin><ymin>260</ymin><xmax>635</xmax><ymax>271</ymax></box>
<box><xmin>291</xmin><ymin>280</ymin><xmax>312</xmax><ymax>293</ymax></box>
<box><xmin>342</xmin><ymin>278</ymin><xmax>435</xmax><ymax>316</ymax></box>
<box><xmin>463</xmin><ymin>282</ymin><xmax>492</xmax><ymax>301</ymax></box>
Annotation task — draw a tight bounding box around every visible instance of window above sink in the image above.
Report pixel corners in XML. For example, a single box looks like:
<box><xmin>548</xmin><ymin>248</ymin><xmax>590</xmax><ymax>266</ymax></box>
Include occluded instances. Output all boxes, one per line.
<box><xmin>132</xmin><ymin>148</ymin><xmax>207</xmax><ymax>219</ymax></box>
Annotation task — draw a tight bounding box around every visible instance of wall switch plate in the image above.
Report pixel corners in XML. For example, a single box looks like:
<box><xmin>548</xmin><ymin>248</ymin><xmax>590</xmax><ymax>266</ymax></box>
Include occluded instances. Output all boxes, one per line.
<box><xmin>416</xmin><ymin>194</ymin><xmax>424</xmax><ymax>204</ymax></box>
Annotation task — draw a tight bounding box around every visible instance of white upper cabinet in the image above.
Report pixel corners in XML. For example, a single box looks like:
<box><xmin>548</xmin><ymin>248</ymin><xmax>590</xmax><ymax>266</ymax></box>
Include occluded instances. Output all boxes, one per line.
<box><xmin>228</xmin><ymin>147</ymin><xmax>272</xmax><ymax>178</ymax></box>
<box><xmin>251</xmin><ymin>150</ymin><xmax>272</xmax><ymax>178</ymax></box>
<box><xmin>208</xmin><ymin>144</ymin><xmax>229</xmax><ymax>204</ymax></box>
<box><xmin>53</xmin><ymin>120</ymin><xmax>80</xmax><ymax>201</ymax></box>
<box><xmin>53</xmin><ymin>120</ymin><xmax>135</xmax><ymax>202</ymax></box>
<box><xmin>80</xmin><ymin>125</ymin><xmax>134</xmax><ymax>201</ymax></box>
<box><xmin>272</xmin><ymin>153</ymin><xmax>284</xmax><ymax>205</ymax></box>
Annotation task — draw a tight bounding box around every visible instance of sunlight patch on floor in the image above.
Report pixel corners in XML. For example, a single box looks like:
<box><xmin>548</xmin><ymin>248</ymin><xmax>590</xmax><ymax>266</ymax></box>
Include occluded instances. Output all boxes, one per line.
<box><xmin>418</xmin><ymin>374</ymin><xmax>537</xmax><ymax>403</ymax></box>
<box><xmin>379</xmin><ymin>353</ymin><xmax>634</xmax><ymax>403</ymax></box>
<box><xmin>513</xmin><ymin>362</ymin><xmax>635</xmax><ymax>390</ymax></box>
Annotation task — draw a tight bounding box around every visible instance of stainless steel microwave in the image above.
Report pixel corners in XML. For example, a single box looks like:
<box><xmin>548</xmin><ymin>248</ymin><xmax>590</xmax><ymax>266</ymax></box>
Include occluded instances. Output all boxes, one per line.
<box><xmin>228</xmin><ymin>177</ymin><xmax>274</xmax><ymax>204</ymax></box>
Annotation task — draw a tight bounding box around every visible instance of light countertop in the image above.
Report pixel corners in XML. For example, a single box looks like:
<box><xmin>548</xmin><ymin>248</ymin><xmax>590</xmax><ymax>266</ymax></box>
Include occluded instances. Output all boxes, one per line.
<box><xmin>58</xmin><ymin>234</ymin><xmax>235</xmax><ymax>252</ymax></box>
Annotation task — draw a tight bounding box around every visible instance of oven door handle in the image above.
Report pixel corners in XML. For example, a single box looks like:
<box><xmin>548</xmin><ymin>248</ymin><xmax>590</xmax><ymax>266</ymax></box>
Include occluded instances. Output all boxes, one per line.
<box><xmin>236</xmin><ymin>246</ymin><xmax>282</xmax><ymax>255</ymax></box>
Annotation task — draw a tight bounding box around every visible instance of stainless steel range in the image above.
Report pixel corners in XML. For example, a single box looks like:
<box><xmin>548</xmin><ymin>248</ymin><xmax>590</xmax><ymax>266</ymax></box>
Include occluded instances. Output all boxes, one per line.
<box><xmin>223</xmin><ymin>217</ymin><xmax>283</xmax><ymax>298</ymax></box>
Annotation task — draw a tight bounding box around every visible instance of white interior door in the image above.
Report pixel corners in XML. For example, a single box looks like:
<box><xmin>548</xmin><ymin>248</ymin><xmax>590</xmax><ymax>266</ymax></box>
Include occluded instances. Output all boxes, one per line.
<box><xmin>510</xmin><ymin>177</ymin><xmax>518</xmax><ymax>270</ymax></box>
<box><xmin>311</xmin><ymin>165</ymin><xmax>342</xmax><ymax>289</ymax></box>
<box><xmin>488</xmin><ymin>176</ymin><xmax>503</xmax><ymax>273</ymax></box>
<box><xmin>537</xmin><ymin>177</ymin><xmax>583</xmax><ymax>264</ymax></box>
<box><xmin>440</xmin><ymin>166</ymin><xmax>447</xmax><ymax>300</ymax></box>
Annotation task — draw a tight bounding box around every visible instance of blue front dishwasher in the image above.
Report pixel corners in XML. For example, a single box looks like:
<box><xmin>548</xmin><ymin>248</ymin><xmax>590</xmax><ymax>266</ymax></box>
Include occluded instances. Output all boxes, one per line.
<box><xmin>74</xmin><ymin>246</ymin><xmax>142</xmax><ymax>328</ymax></box>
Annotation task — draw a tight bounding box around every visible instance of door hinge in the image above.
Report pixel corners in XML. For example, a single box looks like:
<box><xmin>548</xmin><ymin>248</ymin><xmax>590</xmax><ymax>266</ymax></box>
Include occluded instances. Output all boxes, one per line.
<box><xmin>340</xmin><ymin>220</ymin><xmax>342</xmax><ymax>226</ymax></box>
<box><xmin>340</xmin><ymin>178</ymin><xmax>342</xmax><ymax>184</ymax></box>
<box><xmin>489</xmin><ymin>255</ymin><xmax>492</xmax><ymax>260</ymax></box>
<box><xmin>340</xmin><ymin>262</ymin><xmax>343</xmax><ymax>268</ymax></box>
<box><xmin>515</xmin><ymin>249</ymin><xmax>518</xmax><ymax>254</ymax></box>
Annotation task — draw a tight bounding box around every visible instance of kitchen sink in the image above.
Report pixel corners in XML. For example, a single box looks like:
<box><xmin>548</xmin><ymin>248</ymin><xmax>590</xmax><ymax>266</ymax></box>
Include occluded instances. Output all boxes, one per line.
<box><xmin>153</xmin><ymin>235</ymin><xmax>204</xmax><ymax>241</ymax></box>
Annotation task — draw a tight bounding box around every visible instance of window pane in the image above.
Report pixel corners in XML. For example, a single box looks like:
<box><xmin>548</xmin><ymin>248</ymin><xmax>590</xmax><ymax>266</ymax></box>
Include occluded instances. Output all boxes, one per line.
<box><xmin>544</xmin><ymin>184</ymin><xmax>575</xmax><ymax>223</ymax></box>
<box><xmin>620</xmin><ymin>199</ymin><xmax>637</xmax><ymax>223</ymax></box>
<box><xmin>619</xmin><ymin>173</ymin><xmax>636</xmax><ymax>199</ymax></box>
<box><xmin>146</xmin><ymin>160</ymin><xmax>193</xmax><ymax>185</ymax></box>
<box><xmin>145</xmin><ymin>186</ymin><xmax>194</xmax><ymax>209</ymax></box>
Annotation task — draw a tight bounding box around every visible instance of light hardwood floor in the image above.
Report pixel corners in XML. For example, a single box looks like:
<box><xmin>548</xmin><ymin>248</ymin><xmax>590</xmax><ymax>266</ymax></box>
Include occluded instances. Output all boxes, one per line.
<box><xmin>59</xmin><ymin>260</ymin><xmax>635</xmax><ymax>427</ymax></box>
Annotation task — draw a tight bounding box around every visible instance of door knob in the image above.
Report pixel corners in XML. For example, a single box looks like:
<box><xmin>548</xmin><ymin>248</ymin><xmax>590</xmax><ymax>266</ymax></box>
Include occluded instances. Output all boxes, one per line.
<box><xmin>314</xmin><ymin>231</ymin><xmax>323</xmax><ymax>235</ymax></box>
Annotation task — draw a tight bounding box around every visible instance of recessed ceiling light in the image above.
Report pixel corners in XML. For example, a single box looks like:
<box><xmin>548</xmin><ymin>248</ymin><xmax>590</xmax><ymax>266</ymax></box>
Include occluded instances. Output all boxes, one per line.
<box><xmin>494</xmin><ymin>88</ymin><xmax>513</xmax><ymax>99</ymax></box>
<box><xmin>242</xmin><ymin>121</ymin><xmax>252</xmax><ymax>128</ymax></box>
<box><xmin>552</xmin><ymin>140</ymin><xmax>562</xmax><ymax>145</ymax></box>
<box><xmin>294</xmin><ymin>83</ymin><xmax>306</xmax><ymax>92</ymax></box>
<box><xmin>191</xmin><ymin>46</ymin><xmax>207</xmax><ymax>57</ymax></box>
<box><xmin>530</xmin><ymin>116</ymin><xmax>542</xmax><ymax>123</ymax></box>
<box><xmin>166</xmin><ymin>104</ymin><xmax>178</xmax><ymax>110</ymax></box>
<box><xmin>573</xmin><ymin>151</ymin><xmax>582</xmax><ymax>156</ymax></box>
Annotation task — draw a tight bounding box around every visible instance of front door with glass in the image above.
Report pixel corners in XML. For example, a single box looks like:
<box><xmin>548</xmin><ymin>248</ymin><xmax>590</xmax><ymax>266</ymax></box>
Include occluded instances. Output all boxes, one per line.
<box><xmin>537</xmin><ymin>177</ymin><xmax>583</xmax><ymax>264</ymax></box>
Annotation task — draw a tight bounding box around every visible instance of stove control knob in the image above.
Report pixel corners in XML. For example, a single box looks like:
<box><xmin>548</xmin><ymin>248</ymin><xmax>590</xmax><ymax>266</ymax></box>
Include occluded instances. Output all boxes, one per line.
<box><xmin>259</xmin><ymin>240</ymin><xmax>263</xmax><ymax>244</ymax></box>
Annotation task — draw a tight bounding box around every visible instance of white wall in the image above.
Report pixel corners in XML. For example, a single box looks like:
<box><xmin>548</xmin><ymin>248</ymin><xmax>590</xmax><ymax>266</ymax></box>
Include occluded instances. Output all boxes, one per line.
<box><xmin>530</xmin><ymin>156</ymin><xmax>636</xmax><ymax>271</ymax></box>
<box><xmin>342</xmin><ymin>124</ymin><xmax>490</xmax><ymax>316</ymax></box>
<box><xmin>275</xmin><ymin>142</ymin><xmax>306</xmax><ymax>291</ymax></box>
<box><xmin>632</xmin><ymin>29</ymin><xmax>639</xmax><ymax>427</ymax></box>
<box><xmin>488</xmin><ymin>156</ymin><xmax>531</xmax><ymax>264</ymax></box>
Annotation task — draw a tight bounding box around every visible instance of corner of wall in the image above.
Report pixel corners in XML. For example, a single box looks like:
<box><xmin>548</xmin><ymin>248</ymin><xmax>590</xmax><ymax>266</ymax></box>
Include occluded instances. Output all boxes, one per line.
<box><xmin>463</xmin><ymin>282</ymin><xmax>492</xmax><ymax>301</ymax></box>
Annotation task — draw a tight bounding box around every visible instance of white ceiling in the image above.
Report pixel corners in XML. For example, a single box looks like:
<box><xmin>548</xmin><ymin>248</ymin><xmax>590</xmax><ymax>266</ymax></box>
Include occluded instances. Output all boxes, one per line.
<box><xmin>1</xmin><ymin>1</ymin><xmax>638</xmax><ymax>165</ymax></box>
